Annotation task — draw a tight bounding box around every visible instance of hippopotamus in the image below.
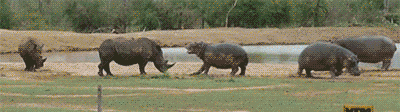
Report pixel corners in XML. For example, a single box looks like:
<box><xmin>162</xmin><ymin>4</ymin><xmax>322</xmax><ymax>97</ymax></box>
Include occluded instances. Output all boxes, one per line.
<box><xmin>18</xmin><ymin>37</ymin><xmax>47</xmax><ymax>72</ymax></box>
<box><xmin>97</xmin><ymin>37</ymin><xmax>176</xmax><ymax>76</ymax></box>
<box><xmin>186</xmin><ymin>42</ymin><xmax>248</xmax><ymax>76</ymax></box>
<box><xmin>298</xmin><ymin>42</ymin><xmax>361</xmax><ymax>78</ymax></box>
<box><xmin>333</xmin><ymin>35</ymin><xmax>397</xmax><ymax>70</ymax></box>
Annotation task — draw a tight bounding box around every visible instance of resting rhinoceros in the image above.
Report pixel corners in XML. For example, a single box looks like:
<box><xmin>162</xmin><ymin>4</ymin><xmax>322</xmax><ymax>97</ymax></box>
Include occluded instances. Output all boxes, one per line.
<box><xmin>186</xmin><ymin>42</ymin><xmax>248</xmax><ymax>76</ymax></box>
<box><xmin>333</xmin><ymin>35</ymin><xmax>397</xmax><ymax>70</ymax></box>
<box><xmin>18</xmin><ymin>37</ymin><xmax>47</xmax><ymax>72</ymax></box>
<box><xmin>97</xmin><ymin>37</ymin><xmax>176</xmax><ymax>76</ymax></box>
<box><xmin>298</xmin><ymin>42</ymin><xmax>361</xmax><ymax>78</ymax></box>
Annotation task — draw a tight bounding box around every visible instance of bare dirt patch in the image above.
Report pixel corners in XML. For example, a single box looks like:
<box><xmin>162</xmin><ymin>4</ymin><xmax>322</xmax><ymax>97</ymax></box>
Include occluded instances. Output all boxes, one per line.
<box><xmin>2</xmin><ymin>62</ymin><xmax>400</xmax><ymax>82</ymax></box>
<box><xmin>1</xmin><ymin>27</ymin><xmax>399</xmax><ymax>53</ymax></box>
<box><xmin>291</xmin><ymin>90</ymin><xmax>343</xmax><ymax>97</ymax></box>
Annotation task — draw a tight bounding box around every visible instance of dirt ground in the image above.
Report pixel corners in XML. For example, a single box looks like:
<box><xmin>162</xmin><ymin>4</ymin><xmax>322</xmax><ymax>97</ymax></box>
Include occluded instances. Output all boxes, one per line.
<box><xmin>1</xmin><ymin>62</ymin><xmax>400</xmax><ymax>81</ymax></box>
<box><xmin>1</xmin><ymin>27</ymin><xmax>399</xmax><ymax>53</ymax></box>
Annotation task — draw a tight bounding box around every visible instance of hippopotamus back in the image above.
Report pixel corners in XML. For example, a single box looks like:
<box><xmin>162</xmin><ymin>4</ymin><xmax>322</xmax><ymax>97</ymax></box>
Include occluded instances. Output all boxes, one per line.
<box><xmin>298</xmin><ymin>42</ymin><xmax>360</xmax><ymax>78</ymax></box>
<box><xmin>334</xmin><ymin>35</ymin><xmax>397</xmax><ymax>70</ymax></box>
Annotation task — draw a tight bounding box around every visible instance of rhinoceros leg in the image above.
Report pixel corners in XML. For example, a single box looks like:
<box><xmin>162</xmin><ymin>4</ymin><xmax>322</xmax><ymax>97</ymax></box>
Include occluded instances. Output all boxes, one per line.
<box><xmin>24</xmin><ymin>58</ymin><xmax>36</xmax><ymax>72</ymax></box>
<box><xmin>21</xmin><ymin>57</ymin><xmax>30</xmax><ymax>71</ymax></box>
<box><xmin>381</xmin><ymin>57</ymin><xmax>392</xmax><ymax>70</ymax></box>
<box><xmin>98</xmin><ymin>62</ymin><xmax>113</xmax><ymax>76</ymax></box>
<box><xmin>202</xmin><ymin>65</ymin><xmax>211</xmax><ymax>75</ymax></box>
<box><xmin>138</xmin><ymin>59</ymin><xmax>149</xmax><ymax>75</ymax></box>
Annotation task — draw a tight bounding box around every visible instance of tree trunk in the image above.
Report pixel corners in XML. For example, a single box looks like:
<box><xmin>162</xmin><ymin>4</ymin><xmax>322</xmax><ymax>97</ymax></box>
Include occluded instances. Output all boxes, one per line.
<box><xmin>38</xmin><ymin>0</ymin><xmax>43</xmax><ymax>13</ymax></box>
<box><xmin>225</xmin><ymin>0</ymin><xmax>238</xmax><ymax>28</ymax></box>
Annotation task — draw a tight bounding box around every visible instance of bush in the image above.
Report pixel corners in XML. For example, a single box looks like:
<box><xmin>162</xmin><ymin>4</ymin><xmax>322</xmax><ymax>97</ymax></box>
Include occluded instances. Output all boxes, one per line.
<box><xmin>64</xmin><ymin>0</ymin><xmax>109</xmax><ymax>33</ymax></box>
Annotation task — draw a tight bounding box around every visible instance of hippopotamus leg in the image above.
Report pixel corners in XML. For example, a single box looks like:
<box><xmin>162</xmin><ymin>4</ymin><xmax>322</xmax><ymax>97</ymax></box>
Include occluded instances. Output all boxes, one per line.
<box><xmin>190</xmin><ymin>63</ymin><xmax>210</xmax><ymax>76</ymax></box>
<box><xmin>305</xmin><ymin>69</ymin><xmax>312</xmax><ymax>77</ymax></box>
<box><xmin>297</xmin><ymin>67</ymin><xmax>304</xmax><ymax>76</ymax></box>
<box><xmin>329</xmin><ymin>67</ymin><xmax>343</xmax><ymax>78</ymax></box>
<box><xmin>138</xmin><ymin>59</ymin><xmax>149</xmax><ymax>75</ymax></box>
<box><xmin>382</xmin><ymin>57</ymin><xmax>392</xmax><ymax>70</ymax></box>
<box><xmin>230</xmin><ymin>66</ymin><xmax>239</xmax><ymax>76</ymax></box>
<box><xmin>239</xmin><ymin>65</ymin><xmax>246</xmax><ymax>76</ymax></box>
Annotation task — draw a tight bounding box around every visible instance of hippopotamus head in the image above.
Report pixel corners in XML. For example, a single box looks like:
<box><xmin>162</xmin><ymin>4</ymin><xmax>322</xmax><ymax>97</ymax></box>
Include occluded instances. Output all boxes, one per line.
<box><xmin>342</xmin><ymin>55</ymin><xmax>361</xmax><ymax>76</ymax></box>
<box><xmin>185</xmin><ymin>42</ymin><xmax>209</xmax><ymax>56</ymax></box>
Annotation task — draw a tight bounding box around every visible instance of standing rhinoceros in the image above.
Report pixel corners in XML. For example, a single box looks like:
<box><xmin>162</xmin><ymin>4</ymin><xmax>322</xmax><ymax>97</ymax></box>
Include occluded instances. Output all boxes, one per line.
<box><xmin>298</xmin><ymin>42</ymin><xmax>361</xmax><ymax>78</ymax></box>
<box><xmin>97</xmin><ymin>37</ymin><xmax>176</xmax><ymax>76</ymax></box>
<box><xmin>18</xmin><ymin>37</ymin><xmax>47</xmax><ymax>72</ymax></box>
<box><xmin>333</xmin><ymin>35</ymin><xmax>397</xmax><ymax>70</ymax></box>
<box><xmin>186</xmin><ymin>42</ymin><xmax>248</xmax><ymax>76</ymax></box>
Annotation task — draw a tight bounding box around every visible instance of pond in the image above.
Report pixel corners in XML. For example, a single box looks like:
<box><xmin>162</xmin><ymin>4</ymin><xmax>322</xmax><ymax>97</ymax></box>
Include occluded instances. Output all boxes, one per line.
<box><xmin>1</xmin><ymin>44</ymin><xmax>400</xmax><ymax>69</ymax></box>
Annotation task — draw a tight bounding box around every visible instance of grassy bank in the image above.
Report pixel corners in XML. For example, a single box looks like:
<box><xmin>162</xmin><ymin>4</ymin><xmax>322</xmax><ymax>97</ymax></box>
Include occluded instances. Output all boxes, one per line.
<box><xmin>1</xmin><ymin>27</ymin><xmax>399</xmax><ymax>54</ymax></box>
<box><xmin>1</xmin><ymin>74</ymin><xmax>399</xmax><ymax>111</ymax></box>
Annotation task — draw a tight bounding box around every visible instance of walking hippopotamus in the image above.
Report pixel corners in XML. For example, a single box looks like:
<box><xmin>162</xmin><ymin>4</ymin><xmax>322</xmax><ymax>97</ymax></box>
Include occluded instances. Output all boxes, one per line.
<box><xmin>333</xmin><ymin>35</ymin><xmax>397</xmax><ymax>70</ymax></box>
<box><xmin>298</xmin><ymin>42</ymin><xmax>361</xmax><ymax>78</ymax></box>
<box><xmin>186</xmin><ymin>42</ymin><xmax>248</xmax><ymax>76</ymax></box>
<box><xmin>97</xmin><ymin>37</ymin><xmax>176</xmax><ymax>76</ymax></box>
<box><xmin>18</xmin><ymin>37</ymin><xmax>47</xmax><ymax>72</ymax></box>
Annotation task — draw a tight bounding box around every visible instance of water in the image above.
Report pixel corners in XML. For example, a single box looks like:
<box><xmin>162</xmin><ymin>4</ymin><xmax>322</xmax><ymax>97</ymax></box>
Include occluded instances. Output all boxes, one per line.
<box><xmin>2</xmin><ymin>44</ymin><xmax>400</xmax><ymax>68</ymax></box>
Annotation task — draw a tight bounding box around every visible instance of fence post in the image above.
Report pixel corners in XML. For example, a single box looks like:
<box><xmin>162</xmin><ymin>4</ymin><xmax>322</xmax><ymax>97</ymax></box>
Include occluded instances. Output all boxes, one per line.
<box><xmin>98</xmin><ymin>85</ymin><xmax>102</xmax><ymax>112</ymax></box>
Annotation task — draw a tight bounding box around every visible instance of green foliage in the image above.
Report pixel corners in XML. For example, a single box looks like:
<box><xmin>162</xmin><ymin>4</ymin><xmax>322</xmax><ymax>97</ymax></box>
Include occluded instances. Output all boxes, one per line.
<box><xmin>64</xmin><ymin>0</ymin><xmax>108</xmax><ymax>33</ymax></box>
<box><xmin>3</xmin><ymin>0</ymin><xmax>400</xmax><ymax>32</ymax></box>
<box><xmin>0</xmin><ymin>0</ymin><xmax>12</xmax><ymax>29</ymax></box>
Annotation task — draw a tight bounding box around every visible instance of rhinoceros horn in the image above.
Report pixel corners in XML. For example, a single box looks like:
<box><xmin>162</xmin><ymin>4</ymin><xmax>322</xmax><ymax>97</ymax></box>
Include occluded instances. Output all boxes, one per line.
<box><xmin>38</xmin><ymin>44</ymin><xmax>44</xmax><ymax>49</ymax></box>
<box><xmin>168</xmin><ymin>62</ymin><xmax>176</xmax><ymax>69</ymax></box>
<box><xmin>164</xmin><ymin>60</ymin><xmax>176</xmax><ymax>69</ymax></box>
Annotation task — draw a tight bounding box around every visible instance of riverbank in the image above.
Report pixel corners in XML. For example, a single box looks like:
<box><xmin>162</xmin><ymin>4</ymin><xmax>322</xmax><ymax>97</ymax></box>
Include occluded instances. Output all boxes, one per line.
<box><xmin>0</xmin><ymin>27</ymin><xmax>399</xmax><ymax>54</ymax></box>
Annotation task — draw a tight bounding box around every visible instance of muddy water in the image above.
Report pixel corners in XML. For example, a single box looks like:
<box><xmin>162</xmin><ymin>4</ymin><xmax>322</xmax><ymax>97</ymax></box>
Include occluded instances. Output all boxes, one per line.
<box><xmin>1</xmin><ymin>44</ymin><xmax>400</xmax><ymax>68</ymax></box>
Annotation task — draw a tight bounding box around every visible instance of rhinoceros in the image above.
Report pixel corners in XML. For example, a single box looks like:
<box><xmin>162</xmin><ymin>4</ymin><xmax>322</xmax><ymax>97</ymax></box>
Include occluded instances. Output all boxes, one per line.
<box><xmin>18</xmin><ymin>37</ymin><xmax>47</xmax><ymax>71</ymax></box>
<box><xmin>186</xmin><ymin>42</ymin><xmax>248</xmax><ymax>76</ymax></box>
<box><xmin>97</xmin><ymin>37</ymin><xmax>176</xmax><ymax>76</ymax></box>
<box><xmin>333</xmin><ymin>35</ymin><xmax>397</xmax><ymax>70</ymax></box>
<box><xmin>298</xmin><ymin>42</ymin><xmax>361</xmax><ymax>78</ymax></box>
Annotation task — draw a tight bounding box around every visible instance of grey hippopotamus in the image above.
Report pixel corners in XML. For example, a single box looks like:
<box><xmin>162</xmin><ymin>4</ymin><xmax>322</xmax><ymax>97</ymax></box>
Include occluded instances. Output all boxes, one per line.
<box><xmin>333</xmin><ymin>35</ymin><xmax>397</xmax><ymax>70</ymax></box>
<box><xmin>186</xmin><ymin>42</ymin><xmax>248</xmax><ymax>76</ymax></box>
<box><xmin>18</xmin><ymin>37</ymin><xmax>47</xmax><ymax>72</ymax></box>
<box><xmin>298</xmin><ymin>42</ymin><xmax>361</xmax><ymax>78</ymax></box>
<box><xmin>97</xmin><ymin>37</ymin><xmax>176</xmax><ymax>76</ymax></box>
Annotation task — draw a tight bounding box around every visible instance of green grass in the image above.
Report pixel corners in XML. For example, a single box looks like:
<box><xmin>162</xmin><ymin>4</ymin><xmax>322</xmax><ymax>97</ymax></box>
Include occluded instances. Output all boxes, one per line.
<box><xmin>0</xmin><ymin>106</ymin><xmax>84</xmax><ymax>112</ymax></box>
<box><xmin>1</xmin><ymin>76</ymin><xmax>399</xmax><ymax>111</ymax></box>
